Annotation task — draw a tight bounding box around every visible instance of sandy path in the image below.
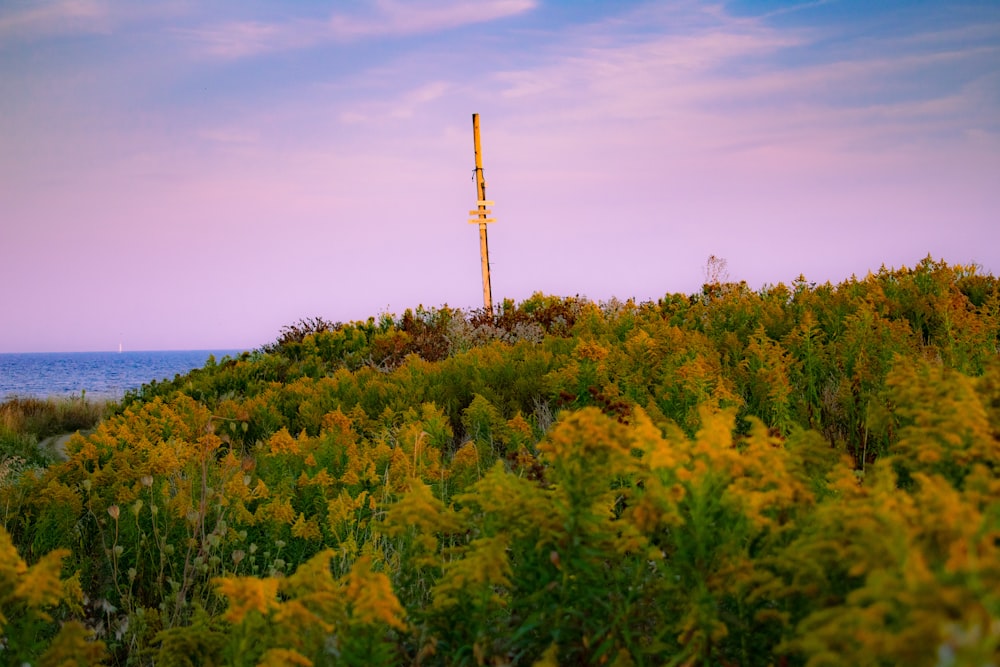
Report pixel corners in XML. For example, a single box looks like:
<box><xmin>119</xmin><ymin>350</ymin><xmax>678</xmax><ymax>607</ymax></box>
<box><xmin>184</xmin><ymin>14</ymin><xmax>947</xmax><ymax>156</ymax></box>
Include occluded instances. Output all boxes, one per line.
<box><xmin>37</xmin><ymin>432</ymin><xmax>84</xmax><ymax>462</ymax></box>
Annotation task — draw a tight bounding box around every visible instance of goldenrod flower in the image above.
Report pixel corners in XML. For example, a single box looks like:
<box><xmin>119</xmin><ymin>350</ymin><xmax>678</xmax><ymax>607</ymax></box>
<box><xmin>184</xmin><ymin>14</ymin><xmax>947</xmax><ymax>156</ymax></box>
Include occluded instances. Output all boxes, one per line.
<box><xmin>213</xmin><ymin>575</ymin><xmax>280</xmax><ymax>624</ymax></box>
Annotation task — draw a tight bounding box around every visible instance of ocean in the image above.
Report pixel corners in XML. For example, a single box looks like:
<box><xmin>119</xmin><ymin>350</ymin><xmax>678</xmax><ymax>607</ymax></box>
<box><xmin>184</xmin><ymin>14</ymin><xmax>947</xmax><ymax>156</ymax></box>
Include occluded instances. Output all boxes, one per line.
<box><xmin>0</xmin><ymin>350</ymin><xmax>245</xmax><ymax>400</ymax></box>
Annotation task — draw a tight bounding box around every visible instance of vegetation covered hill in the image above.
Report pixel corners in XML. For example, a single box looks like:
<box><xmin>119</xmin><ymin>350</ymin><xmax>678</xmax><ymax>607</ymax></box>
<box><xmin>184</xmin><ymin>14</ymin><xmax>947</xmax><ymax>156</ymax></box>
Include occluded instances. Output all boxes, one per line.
<box><xmin>2</xmin><ymin>257</ymin><xmax>999</xmax><ymax>665</ymax></box>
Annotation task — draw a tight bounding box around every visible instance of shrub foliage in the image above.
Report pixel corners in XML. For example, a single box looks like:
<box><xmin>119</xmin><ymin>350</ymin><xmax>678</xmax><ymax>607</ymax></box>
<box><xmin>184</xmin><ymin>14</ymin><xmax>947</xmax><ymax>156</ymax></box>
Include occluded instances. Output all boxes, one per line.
<box><xmin>2</xmin><ymin>257</ymin><xmax>999</xmax><ymax>665</ymax></box>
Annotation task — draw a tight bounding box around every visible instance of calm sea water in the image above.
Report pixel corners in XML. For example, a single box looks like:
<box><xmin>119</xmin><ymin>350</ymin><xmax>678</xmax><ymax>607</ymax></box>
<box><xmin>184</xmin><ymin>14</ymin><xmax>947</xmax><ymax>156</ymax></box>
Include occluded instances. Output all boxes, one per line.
<box><xmin>0</xmin><ymin>350</ymin><xmax>244</xmax><ymax>400</ymax></box>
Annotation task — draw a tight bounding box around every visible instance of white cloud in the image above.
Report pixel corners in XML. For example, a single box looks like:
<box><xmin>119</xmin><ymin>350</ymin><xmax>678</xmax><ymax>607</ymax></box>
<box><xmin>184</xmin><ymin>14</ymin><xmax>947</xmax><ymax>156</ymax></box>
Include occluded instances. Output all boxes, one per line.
<box><xmin>338</xmin><ymin>80</ymin><xmax>452</xmax><ymax>123</ymax></box>
<box><xmin>0</xmin><ymin>0</ymin><xmax>110</xmax><ymax>39</ymax></box>
<box><xmin>329</xmin><ymin>0</ymin><xmax>535</xmax><ymax>39</ymax></box>
<box><xmin>756</xmin><ymin>0</ymin><xmax>834</xmax><ymax>20</ymax></box>
<box><xmin>182</xmin><ymin>18</ymin><xmax>326</xmax><ymax>59</ymax></box>
<box><xmin>183</xmin><ymin>0</ymin><xmax>536</xmax><ymax>60</ymax></box>
<box><xmin>198</xmin><ymin>126</ymin><xmax>259</xmax><ymax>146</ymax></box>
<box><xmin>482</xmin><ymin>3</ymin><xmax>997</xmax><ymax>159</ymax></box>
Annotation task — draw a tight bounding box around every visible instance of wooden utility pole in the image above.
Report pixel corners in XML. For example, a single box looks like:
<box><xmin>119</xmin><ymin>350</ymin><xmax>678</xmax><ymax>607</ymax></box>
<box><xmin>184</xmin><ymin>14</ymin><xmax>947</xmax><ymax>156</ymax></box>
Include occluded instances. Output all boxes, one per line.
<box><xmin>469</xmin><ymin>113</ymin><xmax>495</xmax><ymax>312</ymax></box>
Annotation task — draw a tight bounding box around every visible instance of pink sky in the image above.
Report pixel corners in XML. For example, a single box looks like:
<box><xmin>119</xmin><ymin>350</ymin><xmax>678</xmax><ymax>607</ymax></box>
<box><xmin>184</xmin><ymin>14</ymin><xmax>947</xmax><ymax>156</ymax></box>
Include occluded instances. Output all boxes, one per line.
<box><xmin>1</xmin><ymin>0</ymin><xmax>998</xmax><ymax>352</ymax></box>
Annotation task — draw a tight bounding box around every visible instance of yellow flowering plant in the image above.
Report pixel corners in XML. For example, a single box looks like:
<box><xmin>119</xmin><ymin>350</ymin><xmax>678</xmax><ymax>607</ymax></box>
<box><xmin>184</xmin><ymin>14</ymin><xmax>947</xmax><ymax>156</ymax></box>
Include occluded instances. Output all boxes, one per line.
<box><xmin>0</xmin><ymin>260</ymin><xmax>997</xmax><ymax>664</ymax></box>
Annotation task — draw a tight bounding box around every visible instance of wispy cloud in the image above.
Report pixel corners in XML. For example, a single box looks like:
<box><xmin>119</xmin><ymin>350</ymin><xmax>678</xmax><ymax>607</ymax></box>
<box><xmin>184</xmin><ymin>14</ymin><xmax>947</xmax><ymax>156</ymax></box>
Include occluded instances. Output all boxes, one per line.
<box><xmin>339</xmin><ymin>80</ymin><xmax>452</xmax><ymax>124</ymax></box>
<box><xmin>485</xmin><ymin>2</ymin><xmax>998</xmax><ymax>155</ymax></box>
<box><xmin>0</xmin><ymin>0</ymin><xmax>110</xmax><ymax>39</ymax></box>
<box><xmin>491</xmin><ymin>8</ymin><xmax>799</xmax><ymax>122</ymax></box>
<box><xmin>198</xmin><ymin>126</ymin><xmax>259</xmax><ymax>146</ymax></box>
<box><xmin>329</xmin><ymin>0</ymin><xmax>535</xmax><ymax>39</ymax></box>
<box><xmin>181</xmin><ymin>18</ymin><xmax>326</xmax><ymax>60</ymax></box>
<box><xmin>183</xmin><ymin>0</ymin><xmax>536</xmax><ymax>60</ymax></box>
<box><xmin>757</xmin><ymin>0</ymin><xmax>835</xmax><ymax>20</ymax></box>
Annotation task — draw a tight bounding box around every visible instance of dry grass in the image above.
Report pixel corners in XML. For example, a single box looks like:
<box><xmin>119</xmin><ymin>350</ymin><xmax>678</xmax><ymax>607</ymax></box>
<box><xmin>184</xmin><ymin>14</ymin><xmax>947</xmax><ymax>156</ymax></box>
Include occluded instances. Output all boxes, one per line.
<box><xmin>1</xmin><ymin>395</ymin><xmax>114</xmax><ymax>469</ymax></box>
<box><xmin>0</xmin><ymin>395</ymin><xmax>110</xmax><ymax>439</ymax></box>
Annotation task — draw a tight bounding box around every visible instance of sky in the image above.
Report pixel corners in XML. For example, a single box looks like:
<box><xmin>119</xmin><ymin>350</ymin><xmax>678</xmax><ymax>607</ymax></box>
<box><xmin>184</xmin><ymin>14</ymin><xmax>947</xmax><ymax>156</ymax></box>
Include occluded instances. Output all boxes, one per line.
<box><xmin>1</xmin><ymin>0</ymin><xmax>998</xmax><ymax>353</ymax></box>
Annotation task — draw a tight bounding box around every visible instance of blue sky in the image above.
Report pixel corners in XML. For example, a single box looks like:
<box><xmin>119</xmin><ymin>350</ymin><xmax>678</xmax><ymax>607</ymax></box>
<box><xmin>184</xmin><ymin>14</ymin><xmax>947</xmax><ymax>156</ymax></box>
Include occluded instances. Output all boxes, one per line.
<box><xmin>1</xmin><ymin>0</ymin><xmax>998</xmax><ymax>352</ymax></box>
